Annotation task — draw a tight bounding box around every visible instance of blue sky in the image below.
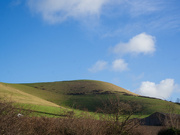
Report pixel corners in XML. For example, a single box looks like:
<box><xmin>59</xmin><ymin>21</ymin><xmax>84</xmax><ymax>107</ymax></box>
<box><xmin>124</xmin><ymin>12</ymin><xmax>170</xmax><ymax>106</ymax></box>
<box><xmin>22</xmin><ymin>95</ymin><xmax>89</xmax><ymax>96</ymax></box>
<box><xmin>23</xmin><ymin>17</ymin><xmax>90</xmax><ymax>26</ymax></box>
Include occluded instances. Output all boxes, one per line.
<box><xmin>0</xmin><ymin>0</ymin><xmax>180</xmax><ymax>101</ymax></box>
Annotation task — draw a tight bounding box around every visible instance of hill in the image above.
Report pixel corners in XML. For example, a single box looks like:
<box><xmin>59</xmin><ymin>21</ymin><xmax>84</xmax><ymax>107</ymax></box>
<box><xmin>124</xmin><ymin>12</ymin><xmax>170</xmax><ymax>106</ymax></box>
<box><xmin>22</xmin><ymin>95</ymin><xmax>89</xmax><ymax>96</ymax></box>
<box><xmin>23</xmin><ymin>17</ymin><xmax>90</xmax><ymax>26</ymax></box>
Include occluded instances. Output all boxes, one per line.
<box><xmin>23</xmin><ymin>80</ymin><xmax>180</xmax><ymax>114</ymax></box>
<box><xmin>23</xmin><ymin>80</ymin><xmax>138</xmax><ymax>95</ymax></box>
<box><xmin>1</xmin><ymin>80</ymin><xmax>180</xmax><ymax>115</ymax></box>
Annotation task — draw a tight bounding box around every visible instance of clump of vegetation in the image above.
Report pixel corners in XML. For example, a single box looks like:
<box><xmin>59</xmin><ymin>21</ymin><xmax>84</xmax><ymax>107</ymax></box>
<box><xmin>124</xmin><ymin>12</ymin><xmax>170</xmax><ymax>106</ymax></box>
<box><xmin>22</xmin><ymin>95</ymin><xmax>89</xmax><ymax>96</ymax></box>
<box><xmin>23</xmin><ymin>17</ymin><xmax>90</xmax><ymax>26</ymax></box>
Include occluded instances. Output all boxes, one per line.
<box><xmin>0</xmin><ymin>99</ymin><xmax>26</xmax><ymax>135</ymax></box>
<box><xmin>97</xmin><ymin>96</ymin><xmax>142</xmax><ymax>135</ymax></box>
<box><xmin>157</xmin><ymin>102</ymin><xmax>180</xmax><ymax>135</ymax></box>
<box><xmin>158</xmin><ymin>128</ymin><xmax>180</xmax><ymax>135</ymax></box>
<box><xmin>0</xmin><ymin>98</ymin><xmax>142</xmax><ymax>135</ymax></box>
<box><xmin>2</xmin><ymin>95</ymin><xmax>180</xmax><ymax>135</ymax></box>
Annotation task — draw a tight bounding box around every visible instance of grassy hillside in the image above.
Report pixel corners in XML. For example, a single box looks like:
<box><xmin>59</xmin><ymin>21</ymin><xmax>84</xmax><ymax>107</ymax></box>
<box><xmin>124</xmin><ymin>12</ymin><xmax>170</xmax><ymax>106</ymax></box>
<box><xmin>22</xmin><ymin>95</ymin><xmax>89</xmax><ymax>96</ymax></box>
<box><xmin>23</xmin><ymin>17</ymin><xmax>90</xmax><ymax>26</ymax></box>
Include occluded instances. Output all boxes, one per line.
<box><xmin>0</xmin><ymin>83</ymin><xmax>59</xmax><ymax>107</ymax></box>
<box><xmin>22</xmin><ymin>80</ymin><xmax>138</xmax><ymax>110</ymax></box>
<box><xmin>1</xmin><ymin>80</ymin><xmax>180</xmax><ymax>116</ymax></box>
<box><xmin>23</xmin><ymin>80</ymin><xmax>138</xmax><ymax>96</ymax></box>
<box><xmin>23</xmin><ymin>80</ymin><xmax>180</xmax><ymax>115</ymax></box>
<box><xmin>0</xmin><ymin>82</ymin><xmax>70</xmax><ymax>116</ymax></box>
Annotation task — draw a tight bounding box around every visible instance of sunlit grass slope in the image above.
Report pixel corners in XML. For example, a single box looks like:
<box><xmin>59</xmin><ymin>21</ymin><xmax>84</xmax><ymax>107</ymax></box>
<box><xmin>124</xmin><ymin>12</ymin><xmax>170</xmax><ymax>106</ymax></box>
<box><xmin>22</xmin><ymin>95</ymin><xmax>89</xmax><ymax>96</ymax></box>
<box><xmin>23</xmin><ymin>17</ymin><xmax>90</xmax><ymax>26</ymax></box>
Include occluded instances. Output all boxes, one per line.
<box><xmin>23</xmin><ymin>80</ymin><xmax>180</xmax><ymax>115</ymax></box>
<box><xmin>0</xmin><ymin>82</ymin><xmax>59</xmax><ymax>107</ymax></box>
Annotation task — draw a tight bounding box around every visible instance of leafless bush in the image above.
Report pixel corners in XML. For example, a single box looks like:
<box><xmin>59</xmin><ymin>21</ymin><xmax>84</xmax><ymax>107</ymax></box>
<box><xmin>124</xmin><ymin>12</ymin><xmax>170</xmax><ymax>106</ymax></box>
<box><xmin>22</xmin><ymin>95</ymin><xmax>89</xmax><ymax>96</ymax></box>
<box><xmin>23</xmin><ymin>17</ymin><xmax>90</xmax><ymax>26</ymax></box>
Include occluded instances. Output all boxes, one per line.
<box><xmin>0</xmin><ymin>98</ymin><xmax>142</xmax><ymax>135</ymax></box>
<box><xmin>162</xmin><ymin>102</ymin><xmax>180</xmax><ymax>129</ymax></box>
<box><xmin>97</xmin><ymin>96</ymin><xmax>142</xmax><ymax>135</ymax></box>
<box><xmin>0</xmin><ymin>99</ymin><xmax>24</xmax><ymax>135</ymax></box>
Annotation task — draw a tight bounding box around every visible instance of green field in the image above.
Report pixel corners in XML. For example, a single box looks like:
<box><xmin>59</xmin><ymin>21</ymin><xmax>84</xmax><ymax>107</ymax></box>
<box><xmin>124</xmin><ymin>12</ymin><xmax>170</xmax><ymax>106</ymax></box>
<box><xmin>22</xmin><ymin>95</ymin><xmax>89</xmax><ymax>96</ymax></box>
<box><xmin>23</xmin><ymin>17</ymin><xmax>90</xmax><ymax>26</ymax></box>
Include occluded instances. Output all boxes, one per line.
<box><xmin>1</xmin><ymin>80</ymin><xmax>180</xmax><ymax>117</ymax></box>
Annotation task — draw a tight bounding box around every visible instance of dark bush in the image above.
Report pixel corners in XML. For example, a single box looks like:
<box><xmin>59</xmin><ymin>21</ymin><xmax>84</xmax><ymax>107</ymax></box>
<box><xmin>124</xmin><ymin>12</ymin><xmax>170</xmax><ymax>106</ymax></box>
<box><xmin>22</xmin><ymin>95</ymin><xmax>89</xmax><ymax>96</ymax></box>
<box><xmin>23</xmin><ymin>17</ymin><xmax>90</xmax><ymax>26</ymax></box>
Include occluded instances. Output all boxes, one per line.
<box><xmin>158</xmin><ymin>128</ymin><xmax>180</xmax><ymax>135</ymax></box>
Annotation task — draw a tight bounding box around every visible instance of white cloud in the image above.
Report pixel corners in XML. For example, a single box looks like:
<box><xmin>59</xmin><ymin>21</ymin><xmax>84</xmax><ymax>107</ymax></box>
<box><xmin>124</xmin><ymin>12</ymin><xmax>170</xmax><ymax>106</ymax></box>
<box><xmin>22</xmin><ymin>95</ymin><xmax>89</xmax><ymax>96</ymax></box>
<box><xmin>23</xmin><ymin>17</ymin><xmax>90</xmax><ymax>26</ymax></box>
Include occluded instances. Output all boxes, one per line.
<box><xmin>112</xmin><ymin>59</ymin><xmax>128</xmax><ymax>72</ymax></box>
<box><xmin>137</xmin><ymin>79</ymin><xmax>175</xmax><ymax>99</ymax></box>
<box><xmin>27</xmin><ymin>0</ymin><xmax>109</xmax><ymax>23</ymax></box>
<box><xmin>89</xmin><ymin>59</ymin><xmax>129</xmax><ymax>73</ymax></box>
<box><xmin>112</xmin><ymin>33</ymin><xmax>156</xmax><ymax>55</ymax></box>
<box><xmin>88</xmin><ymin>60</ymin><xmax>108</xmax><ymax>73</ymax></box>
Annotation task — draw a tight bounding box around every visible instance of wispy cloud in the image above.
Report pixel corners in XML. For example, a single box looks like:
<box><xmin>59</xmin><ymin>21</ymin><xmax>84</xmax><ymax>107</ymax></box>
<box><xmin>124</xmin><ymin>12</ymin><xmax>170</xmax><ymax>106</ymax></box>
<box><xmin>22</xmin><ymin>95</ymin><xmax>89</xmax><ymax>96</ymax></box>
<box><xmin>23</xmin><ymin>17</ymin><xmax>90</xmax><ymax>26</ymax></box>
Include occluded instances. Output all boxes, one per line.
<box><xmin>125</xmin><ymin>0</ymin><xmax>164</xmax><ymax>16</ymax></box>
<box><xmin>27</xmin><ymin>0</ymin><xmax>109</xmax><ymax>23</ymax></box>
<box><xmin>111</xmin><ymin>33</ymin><xmax>156</xmax><ymax>55</ymax></box>
<box><xmin>103</xmin><ymin>1</ymin><xmax>180</xmax><ymax>37</ymax></box>
<box><xmin>147</xmin><ymin>14</ymin><xmax>180</xmax><ymax>31</ymax></box>
<box><xmin>26</xmin><ymin>0</ymin><xmax>180</xmax><ymax>34</ymax></box>
<box><xmin>130</xmin><ymin>73</ymin><xmax>145</xmax><ymax>81</ymax></box>
<box><xmin>112</xmin><ymin>59</ymin><xmax>128</xmax><ymax>72</ymax></box>
<box><xmin>88</xmin><ymin>60</ymin><xmax>108</xmax><ymax>73</ymax></box>
<box><xmin>137</xmin><ymin>79</ymin><xmax>176</xmax><ymax>99</ymax></box>
<box><xmin>26</xmin><ymin>0</ymin><xmax>167</xmax><ymax>24</ymax></box>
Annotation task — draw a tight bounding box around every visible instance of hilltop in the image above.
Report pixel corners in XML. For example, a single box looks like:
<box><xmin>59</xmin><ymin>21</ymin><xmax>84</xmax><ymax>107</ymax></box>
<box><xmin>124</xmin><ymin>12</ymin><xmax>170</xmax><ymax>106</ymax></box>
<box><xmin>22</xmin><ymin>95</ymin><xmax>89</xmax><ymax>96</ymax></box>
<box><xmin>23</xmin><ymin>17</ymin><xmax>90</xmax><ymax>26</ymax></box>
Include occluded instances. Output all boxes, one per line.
<box><xmin>23</xmin><ymin>80</ymin><xmax>138</xmax><ymax>96</ymax></box>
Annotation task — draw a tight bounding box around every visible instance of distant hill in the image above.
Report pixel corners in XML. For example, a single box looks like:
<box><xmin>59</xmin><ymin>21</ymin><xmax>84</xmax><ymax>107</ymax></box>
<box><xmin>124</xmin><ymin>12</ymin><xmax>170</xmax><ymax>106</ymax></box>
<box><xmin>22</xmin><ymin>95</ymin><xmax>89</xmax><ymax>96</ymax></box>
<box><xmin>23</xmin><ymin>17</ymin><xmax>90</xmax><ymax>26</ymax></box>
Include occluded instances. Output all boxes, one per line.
<box><xmin>1</xmin><ymin>80</ymin><xmax>180</xmax><ymax>115</ymax></box>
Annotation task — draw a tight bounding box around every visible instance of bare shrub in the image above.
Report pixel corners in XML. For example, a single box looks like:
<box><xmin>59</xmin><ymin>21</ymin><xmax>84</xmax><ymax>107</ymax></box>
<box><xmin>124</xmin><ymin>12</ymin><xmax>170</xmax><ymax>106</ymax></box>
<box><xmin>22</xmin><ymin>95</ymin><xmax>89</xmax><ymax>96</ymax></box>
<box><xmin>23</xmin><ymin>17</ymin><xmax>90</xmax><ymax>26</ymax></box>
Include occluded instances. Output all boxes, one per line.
<box><xmin>157</xmin><ymin>102</ymin><xmax>180</xmax><ymax>128</ymax></box>
<box><xmin>165</xmin><ymin>102</ymin><xmax>180</xmax><ymax>129</ymax></box>
<box><xmin>0</xmin><ymin>99</ymin><xmax>25</xmax><ymax>135</ymax></box>
<box><xmin>0</xmin><ymin>97</ymin><xmax>142</xmax><ymax>135</ymax></box>
<box><xmin>97</xmin><ymin>96</ymin><xmax>142</xmax><ymax>135</ymax></box>
<box><xmin>156</xmin><ymin>102</ymin><xmax>180</xmax><ymax>135</ymax></box>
